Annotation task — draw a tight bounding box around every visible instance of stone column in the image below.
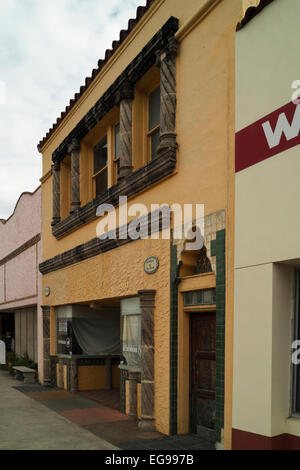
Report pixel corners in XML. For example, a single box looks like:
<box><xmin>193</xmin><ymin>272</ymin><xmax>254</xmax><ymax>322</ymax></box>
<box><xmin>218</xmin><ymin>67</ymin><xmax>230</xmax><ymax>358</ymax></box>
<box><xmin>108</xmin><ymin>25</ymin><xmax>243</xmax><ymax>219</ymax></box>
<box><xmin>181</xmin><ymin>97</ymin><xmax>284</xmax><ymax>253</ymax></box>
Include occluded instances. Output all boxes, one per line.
<box><xmin>50</xmin><ymin>356</ymin><xmax>57</xmax><ymax>387</ymax></box>
<box><xmin>138</xmin><ymin>290</ymin><xmax>156</xmax><ymax>431</ymax></box>
<box><xmin>157</xmin><ymin>37</ymin><xmax>178</xmax><ymax>158</ymax></box>
<box><xmin>51</xmin><ymin>161</ymin><xmax>61</xmax><ymax>225</ymax></box>
<box><xmin>68</xmin><ymin>138</ymin><xmax>81</xmax><ymax>214</ymax></box>
<box><xmin>58</xmin><ymin>359</ymin><xmax>64</xmax><ymax>388</ymax></box>
<box><xmin>42</xmin><ymin>306</ymin><xmax>51</xmax><ymax>386</ymax></box>
<box><xmin>105</xmin><ymin>355</ymin><xmax>112</xmax><ymax>390</ymax></box>
<box><xmin>70</xmin><ymin>358</ymin><xmax>78</xmax><ymax>393</ymax></box>
<box><xmin>118</xmin><ymin>82</ymin><xmax>133</xmax><ymax>181</ymax></box>
<box><xmin>120</xmin><ymin>369</ymin><xmax>127</xmax><ymax>414</ymax></box>
<box><xmin>128</xmin><ymin>371</ymin><xmax>140</xmax><ymax>418</ymax></box>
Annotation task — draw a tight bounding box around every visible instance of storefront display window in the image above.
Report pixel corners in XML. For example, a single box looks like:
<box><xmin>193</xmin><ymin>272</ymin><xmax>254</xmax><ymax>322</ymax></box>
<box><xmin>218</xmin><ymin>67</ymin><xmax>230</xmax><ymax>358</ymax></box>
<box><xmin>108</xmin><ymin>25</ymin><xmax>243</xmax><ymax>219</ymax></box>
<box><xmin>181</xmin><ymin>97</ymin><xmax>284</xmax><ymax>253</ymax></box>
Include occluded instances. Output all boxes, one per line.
<box><xmin>56</xmin><ymin>305</ymin><xmax>120</xmax><ymax>357</ymax></box>
<box><xmin>121</xmin><ymin>297</ymin><xmax>141</xmax><ymax>369</ymax></box>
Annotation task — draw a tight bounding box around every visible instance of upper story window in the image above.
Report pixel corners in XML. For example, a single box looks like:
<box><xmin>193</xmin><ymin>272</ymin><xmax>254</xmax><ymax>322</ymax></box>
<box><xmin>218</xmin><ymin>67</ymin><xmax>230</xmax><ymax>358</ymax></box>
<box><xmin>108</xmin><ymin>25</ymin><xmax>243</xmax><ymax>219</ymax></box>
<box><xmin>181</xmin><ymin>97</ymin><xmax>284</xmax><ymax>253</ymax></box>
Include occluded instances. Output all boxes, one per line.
<box><xmin>60</xmin><ymin>155</ymin><xmax>71</xmax><ymax>220</ymax></box>
<box><xmin>113</xmin><ymin>122</ymin><xmax>120</xmax><ymax>184</ymax></box>
<box><xmin>148</xmin><ymin>86</ymin><xmax>160</xmax><ymax>160</ymax></box>
<box><xmin>55</xmin><ymin>69</ymin><xmax>163</xmax><ymax>223</ymax></box>
<box><xmin>114</xmin><ymin>123</ymin><xmax>120</xmax><ymax>159</ymax></box>
<box><xmin>93</xmin><ymin>135</ymin><xmax>108</xmax><ymax>197</ymax></box>
<box><xmin>133</xmin><ymin>66</ymin><xmax>160</xmax><ymax>168</ymax></box>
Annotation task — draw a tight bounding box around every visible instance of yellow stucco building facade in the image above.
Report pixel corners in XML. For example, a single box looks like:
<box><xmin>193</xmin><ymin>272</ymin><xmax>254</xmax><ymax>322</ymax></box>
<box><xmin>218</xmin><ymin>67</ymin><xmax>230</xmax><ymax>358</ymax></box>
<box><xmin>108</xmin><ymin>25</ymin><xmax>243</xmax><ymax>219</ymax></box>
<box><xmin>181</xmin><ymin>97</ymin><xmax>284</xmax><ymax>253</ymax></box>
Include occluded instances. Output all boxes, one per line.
<box><xmin>38</xmin><ymin>0</ymin><xmax>248</xmax><ymax>449</ymax></box>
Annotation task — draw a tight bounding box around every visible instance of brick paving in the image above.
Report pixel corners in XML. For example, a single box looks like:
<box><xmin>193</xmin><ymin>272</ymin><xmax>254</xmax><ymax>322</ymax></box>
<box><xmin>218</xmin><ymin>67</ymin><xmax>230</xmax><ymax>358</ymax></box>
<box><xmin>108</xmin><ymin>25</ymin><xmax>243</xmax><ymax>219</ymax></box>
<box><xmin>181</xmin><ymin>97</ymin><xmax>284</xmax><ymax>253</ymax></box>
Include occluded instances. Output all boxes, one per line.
<box><xmin>76</xmin><ymin>389</ymin><xmax>120</xmax><ymax>410</ymax></box>
<box><xmin>59</xmin><ymin>407</ymin><xmax>131</xmax><ymax>425</ymax></box>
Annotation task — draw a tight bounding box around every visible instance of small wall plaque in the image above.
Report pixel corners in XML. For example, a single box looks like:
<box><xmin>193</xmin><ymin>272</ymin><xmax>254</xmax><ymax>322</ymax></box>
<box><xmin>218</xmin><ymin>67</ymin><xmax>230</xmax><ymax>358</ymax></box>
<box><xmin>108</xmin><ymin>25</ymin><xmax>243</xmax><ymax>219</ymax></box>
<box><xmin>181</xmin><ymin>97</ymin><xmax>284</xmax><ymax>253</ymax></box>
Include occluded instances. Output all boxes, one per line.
<box><xmin>44</xmin><ymin>287</ymin><xmax>51</xmax><ymax>297</ymax></box>
<box><xmin>144</xmin><ymin>256</ymin><xmax>159</xmax><ymax>274</ymax></box>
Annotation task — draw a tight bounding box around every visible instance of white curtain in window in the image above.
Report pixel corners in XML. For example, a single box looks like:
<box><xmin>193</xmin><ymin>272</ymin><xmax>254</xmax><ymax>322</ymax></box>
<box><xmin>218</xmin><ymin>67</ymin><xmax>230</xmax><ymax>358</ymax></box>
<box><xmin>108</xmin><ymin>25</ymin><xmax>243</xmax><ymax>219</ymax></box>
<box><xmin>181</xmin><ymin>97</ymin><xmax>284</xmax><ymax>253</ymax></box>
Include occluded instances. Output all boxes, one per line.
<box><xmin>122</xmin><ymin>314</ymin><xmax>141</xmax><ymax>368</ymax></box>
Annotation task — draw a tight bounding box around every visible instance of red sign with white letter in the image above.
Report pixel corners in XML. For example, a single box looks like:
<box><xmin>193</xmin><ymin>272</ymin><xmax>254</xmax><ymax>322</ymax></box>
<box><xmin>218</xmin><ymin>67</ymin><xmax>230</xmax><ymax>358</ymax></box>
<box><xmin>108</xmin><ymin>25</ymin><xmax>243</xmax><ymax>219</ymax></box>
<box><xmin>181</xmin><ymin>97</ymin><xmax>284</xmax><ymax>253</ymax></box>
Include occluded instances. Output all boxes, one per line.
<box><xmin>236</xmin><ymin>101</ymin><xmax>300</xmax><ymax>172</ymax></box>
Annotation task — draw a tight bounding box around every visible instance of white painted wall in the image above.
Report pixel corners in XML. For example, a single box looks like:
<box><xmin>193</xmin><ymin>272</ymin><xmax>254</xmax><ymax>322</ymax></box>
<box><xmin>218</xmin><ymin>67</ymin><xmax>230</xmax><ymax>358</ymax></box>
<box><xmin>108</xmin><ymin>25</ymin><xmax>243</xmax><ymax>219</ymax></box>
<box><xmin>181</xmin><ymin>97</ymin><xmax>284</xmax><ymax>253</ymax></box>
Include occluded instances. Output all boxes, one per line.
<box><xmin>235</xmin><ymin>146</ymin><xmax>300</xmax><ymax>269</ymax></box>
<box><xmin>233</xmin><ymin>262</ymin><xmax>295</xmax><ymax>436</ymax></box>
<box><xmin>233</xmin><ymin>263</ymin><xmax>273</xmax><ymax>436</ymax></box>
<box><xmin>271</xmin><ymin>264</ymin><xmax>294</xmax><ymax>436</ymax></box>
<box><xmin>236</xmin><ymin>0</ymin><xmax>300</xmax><ymax>132</ymax></box>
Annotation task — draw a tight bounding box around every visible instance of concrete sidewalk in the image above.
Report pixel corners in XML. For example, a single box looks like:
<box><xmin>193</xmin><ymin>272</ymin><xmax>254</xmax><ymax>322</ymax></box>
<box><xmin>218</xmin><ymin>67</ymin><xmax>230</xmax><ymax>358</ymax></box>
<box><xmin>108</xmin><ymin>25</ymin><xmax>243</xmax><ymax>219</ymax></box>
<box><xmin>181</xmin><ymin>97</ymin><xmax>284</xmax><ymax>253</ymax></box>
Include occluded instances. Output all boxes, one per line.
<box><xmin>0</xmin><ymin>371</ymin><xmax>117</xmax><ymax>450</ymax></box>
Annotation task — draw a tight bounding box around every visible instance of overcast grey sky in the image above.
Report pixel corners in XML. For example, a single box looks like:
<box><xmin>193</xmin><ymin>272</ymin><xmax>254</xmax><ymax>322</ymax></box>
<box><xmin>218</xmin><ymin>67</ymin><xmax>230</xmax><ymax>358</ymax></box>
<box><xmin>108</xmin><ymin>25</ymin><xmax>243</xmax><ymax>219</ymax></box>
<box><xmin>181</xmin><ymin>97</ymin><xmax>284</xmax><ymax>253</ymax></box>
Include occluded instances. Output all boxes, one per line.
<box><xmin>0</xmin><ymin>0</ymin><xmax>143</xmax><ymax>220</ymax></box>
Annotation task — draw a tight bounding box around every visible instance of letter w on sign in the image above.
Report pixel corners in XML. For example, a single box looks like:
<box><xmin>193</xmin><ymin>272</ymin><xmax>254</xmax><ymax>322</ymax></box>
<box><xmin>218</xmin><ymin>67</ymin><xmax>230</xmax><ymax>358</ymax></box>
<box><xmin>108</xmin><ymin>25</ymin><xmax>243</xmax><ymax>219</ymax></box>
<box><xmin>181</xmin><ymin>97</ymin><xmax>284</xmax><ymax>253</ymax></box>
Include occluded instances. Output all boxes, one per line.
<box><xmin>236</xmin><ymin>101</ymin><xmax>300</xmax><ymax>172</ymax></box>
<box><xmin>262</xmin><ymin>105</ymin><xmax>300</xmax><ymax>149</ymax></box>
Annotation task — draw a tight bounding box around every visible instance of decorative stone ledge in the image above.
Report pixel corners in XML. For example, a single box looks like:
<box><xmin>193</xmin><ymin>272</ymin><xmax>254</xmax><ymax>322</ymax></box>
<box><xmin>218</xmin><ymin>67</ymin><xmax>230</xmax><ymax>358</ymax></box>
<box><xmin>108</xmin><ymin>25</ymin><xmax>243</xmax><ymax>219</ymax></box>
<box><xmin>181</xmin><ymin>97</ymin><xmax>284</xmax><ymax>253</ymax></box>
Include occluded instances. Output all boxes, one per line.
<box><xmin>0</xmin><ymin>234</ymin><xmax>41</xmax><ymax>267</ymax></box>
<box><xmin>52</xmin><ymin>149</ymin><xmax>176</xmax><ymax>239</ymax></box>
<box><xmin>40</xmin><ymin>207</ymin><xmax>170</xmax><ymax>275</ymax></box>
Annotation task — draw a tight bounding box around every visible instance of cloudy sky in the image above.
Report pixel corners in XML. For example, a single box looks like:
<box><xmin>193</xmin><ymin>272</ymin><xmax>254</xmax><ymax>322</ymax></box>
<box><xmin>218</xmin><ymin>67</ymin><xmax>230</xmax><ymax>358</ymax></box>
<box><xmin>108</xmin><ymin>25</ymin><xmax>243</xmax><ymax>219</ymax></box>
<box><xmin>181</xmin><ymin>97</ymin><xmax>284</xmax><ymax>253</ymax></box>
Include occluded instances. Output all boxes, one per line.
<box><xmin>0</xmin><ymin>0</ymin><xmax>143</xmax><ymax>220</ymax></box>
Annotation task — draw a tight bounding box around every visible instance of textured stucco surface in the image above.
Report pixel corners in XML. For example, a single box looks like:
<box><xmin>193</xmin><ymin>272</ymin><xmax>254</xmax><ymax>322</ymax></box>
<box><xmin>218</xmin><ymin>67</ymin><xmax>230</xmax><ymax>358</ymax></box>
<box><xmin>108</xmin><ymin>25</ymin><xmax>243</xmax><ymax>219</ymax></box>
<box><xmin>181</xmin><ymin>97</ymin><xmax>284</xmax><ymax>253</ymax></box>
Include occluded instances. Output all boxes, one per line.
<box><xmin>0</xmin><ymin>267</ymin><xmax>4</xmax><ymax>304</ymax></box>
<box><xmin>0</xmin><ymin>189</ymin><xmax>41</xmax><ymax>260</ymax></box>
<box><xmin>0</xmin><ymin>188</ymin><xmax>41</xmax><ymax>308</ymax></box>
<box><xmin>43</xmin><ymin>237</ymin><xmax>171</xmax><ymax>434</ymax></box>
<box><xmin>5</xmin><ymin>246</ymin><xmax>37</xmax><ymax>302</ymax></box>
<box><xmin>0</xmin><ymin>187</ymin><xmax>43</xmax><ymax>381</ymax></box>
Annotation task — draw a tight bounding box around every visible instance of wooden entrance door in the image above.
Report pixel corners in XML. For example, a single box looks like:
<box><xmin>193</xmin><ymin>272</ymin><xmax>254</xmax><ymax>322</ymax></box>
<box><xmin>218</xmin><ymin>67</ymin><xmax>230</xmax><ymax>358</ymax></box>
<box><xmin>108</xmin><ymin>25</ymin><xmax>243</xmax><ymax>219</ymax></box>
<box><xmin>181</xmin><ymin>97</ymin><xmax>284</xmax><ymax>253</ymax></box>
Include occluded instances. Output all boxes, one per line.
<box><xmin>190</xmin><ymin>312</ymin><xmax>216</xmax><ymax>433</ymax></box>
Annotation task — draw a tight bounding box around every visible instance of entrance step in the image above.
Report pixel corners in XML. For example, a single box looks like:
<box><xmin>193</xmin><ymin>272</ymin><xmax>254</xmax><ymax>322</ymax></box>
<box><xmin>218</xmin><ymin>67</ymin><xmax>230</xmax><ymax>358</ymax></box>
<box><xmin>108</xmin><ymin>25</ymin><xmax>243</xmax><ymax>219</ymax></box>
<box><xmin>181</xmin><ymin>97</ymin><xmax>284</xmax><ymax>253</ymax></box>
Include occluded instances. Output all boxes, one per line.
<box><xmin>197</xmin><ymin>425</ymin><xmax>215</xmax><ymax>443</ymax></box>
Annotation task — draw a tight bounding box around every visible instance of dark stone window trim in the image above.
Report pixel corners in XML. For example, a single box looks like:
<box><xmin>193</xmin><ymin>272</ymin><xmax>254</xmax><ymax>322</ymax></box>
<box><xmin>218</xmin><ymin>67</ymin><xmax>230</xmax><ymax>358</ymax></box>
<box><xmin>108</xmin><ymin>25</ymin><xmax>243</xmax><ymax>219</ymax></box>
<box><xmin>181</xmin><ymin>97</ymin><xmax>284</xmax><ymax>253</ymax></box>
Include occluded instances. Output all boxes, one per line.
<box><xmin>40</xmin><ymin>207</ymin><xmax>170</xmax><ymax>275</ymax></box>
<box><xmin>52</xmin><ymin>17</ymin><xmax>178</xmax><ymax>164</ymax></box>
<box><xmin>52</xmin><ymin>150</ymin><xmax>176</xmax><ymax>239</ymax></box>
<box><xmin>0</xmin><ymin>234</ymin><xmax>41</xmax><ymax>267</ymax></box>
<box><xmin>51</xmin><ymin>16</ymin><xmax>179</xmax><ymax>240</ymax></box>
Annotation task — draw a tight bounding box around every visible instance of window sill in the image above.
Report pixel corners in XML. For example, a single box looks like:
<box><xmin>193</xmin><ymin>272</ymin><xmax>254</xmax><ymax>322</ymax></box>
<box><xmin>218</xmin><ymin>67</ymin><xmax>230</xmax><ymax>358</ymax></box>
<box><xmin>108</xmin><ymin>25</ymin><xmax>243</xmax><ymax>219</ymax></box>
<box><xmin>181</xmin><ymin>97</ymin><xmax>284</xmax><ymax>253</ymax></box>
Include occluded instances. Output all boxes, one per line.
<box><xmin>118</xmin><ymin>364</ymin><xmax>141</xmax><ymax>373</ymax></box>
<box><xmin>285</xmin><ymin>416</ymin><xmax>300</xmax><ymax>438</ymax></box>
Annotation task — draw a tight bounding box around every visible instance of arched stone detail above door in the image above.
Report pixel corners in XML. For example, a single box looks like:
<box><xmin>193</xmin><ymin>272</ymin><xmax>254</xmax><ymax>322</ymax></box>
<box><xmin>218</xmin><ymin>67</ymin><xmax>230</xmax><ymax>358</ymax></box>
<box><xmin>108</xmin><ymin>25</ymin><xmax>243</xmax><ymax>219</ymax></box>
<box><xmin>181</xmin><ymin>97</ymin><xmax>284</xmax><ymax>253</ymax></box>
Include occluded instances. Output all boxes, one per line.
<box><xmin>173</xmin><ymin>209</ymin><xmax>225</xmax><ymax>277</ymax></box>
